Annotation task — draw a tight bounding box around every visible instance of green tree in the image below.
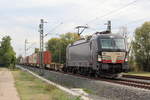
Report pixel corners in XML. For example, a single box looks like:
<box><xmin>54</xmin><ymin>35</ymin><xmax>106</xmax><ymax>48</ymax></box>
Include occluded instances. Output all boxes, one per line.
<box><xmin>59</xmin><ymin>32</ymin><xmax>80</xmax><ymax>63</ymax></box>
<box><xmin>16</xmin><ymin>55</ymin><xmax>22</xmax><ymax>64</ymax></box>
<box><xmin>46</xmin><ymin>38</ymin><xmax>61</xmax><ymax>63</ymax></box>
<box><xmin>46</xmin><ymin>32</ymin><xmax>80</xmax><ymax>63</ymax></box>
<box><xmin>0</xmin><ymin>36</ymin><xmax>16</xmax><ymax>68</ymax></box>
<box><xmin>34</xmin><ymin>48</ymin><xmax>39</xmax><ymax>53</ymax></box>
<box><xmin>132</xmin><ymin>22</ymin><xmax>150</xmax><ymax>71</ymax></box>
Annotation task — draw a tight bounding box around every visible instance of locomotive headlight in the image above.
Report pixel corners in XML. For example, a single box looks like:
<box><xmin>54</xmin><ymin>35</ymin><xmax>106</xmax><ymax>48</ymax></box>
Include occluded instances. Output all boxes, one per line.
<box><xmin>125</xmin><ymin>57</ymin><xmax>128</xmax><ymax>62</ymax></box>
<box><xmin>98</xmin><ymin>55</ymin><xmax>102</xmax><ymax>62</ymax></box>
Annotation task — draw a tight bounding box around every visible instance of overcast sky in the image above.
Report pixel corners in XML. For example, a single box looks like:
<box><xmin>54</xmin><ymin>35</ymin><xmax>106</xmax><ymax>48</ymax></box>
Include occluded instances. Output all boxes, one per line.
<box><xmin>0</xmin><ymin>0</ymin><xmax>149</xmax><ymax>57</ymax></box>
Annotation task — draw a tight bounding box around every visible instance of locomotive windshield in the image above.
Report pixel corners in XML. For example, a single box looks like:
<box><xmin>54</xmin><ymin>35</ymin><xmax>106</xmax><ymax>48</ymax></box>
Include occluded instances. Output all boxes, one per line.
<box><xmin>101</xmin><ymin>39</ymin><xmax>113</xmax><ymax>49</ymax></box>
<box><xmin>101</xmin><ymin>38</ymin><xmax>125</xmax><ymax>50</ymax></box>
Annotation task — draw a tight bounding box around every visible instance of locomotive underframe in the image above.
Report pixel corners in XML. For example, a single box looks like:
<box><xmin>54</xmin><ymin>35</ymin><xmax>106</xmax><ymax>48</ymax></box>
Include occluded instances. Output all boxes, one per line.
<box><xmin>64</xmin><ymin>62</ymin><xmax>129</xmax><ymax>77</ymax></box>
<box><xmin>99</xmin><ymin>62</ymin><xmax>129</xmax><ymax>74</ymax></box>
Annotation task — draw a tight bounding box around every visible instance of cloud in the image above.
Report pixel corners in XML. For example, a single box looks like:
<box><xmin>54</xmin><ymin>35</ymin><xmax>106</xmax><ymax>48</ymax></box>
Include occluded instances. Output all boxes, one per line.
<box><xmin>0</xmin><ymin>0</ymin><xmax>150</xmax><ymax>56</ymax></box>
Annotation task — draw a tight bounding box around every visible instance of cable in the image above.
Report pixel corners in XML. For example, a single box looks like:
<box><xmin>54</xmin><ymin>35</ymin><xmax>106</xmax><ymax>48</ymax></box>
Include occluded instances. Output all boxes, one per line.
<box><xmin>113</xmin><ymin>16</ymin><xmax>150</xmax><ymax>30</ymax></box>
<box><xmin>86</xmin><ymin>0</ymin><xmax>140</xmax><ymax>25</ymax></box>
<box><xmin>26</xmin><ymin>42</ymin><xmax>37</xmax><ymax>51</ymax></box>
<box><xmin>44</xmin><ymin>22</ymin><xmax>63</xmax><ymax>37</ymax></box>
<box><xmin>89</xmin><ymin>11</ymin><xmax>149</xmax><ymax>33</ymax></box>
<box><xmin>125</xmin><ymin>17</ymin><xmax>149</xmax><ymax>25</ymax></box>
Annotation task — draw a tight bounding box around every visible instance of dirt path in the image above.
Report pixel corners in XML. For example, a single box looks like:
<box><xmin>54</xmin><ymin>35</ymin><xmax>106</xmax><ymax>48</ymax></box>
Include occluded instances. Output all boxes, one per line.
<box><xmin>0</xmin><ymin>68</ymin><xmax>20</xmax><ymax>100</ymax></box>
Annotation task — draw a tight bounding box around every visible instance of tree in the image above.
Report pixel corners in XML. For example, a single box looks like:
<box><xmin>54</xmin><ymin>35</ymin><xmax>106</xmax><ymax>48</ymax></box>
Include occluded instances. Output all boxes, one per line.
<box><xmin>46</xmin><ymin>38</ymin><xmax>61</xmax><ymax>63</ymax></box>
<box><xmin>132</xmin><ymin>22</ymin><xmax>150</xmax><ymax>71</ymax></box>
<box><xmin>46</xmin><ymin>32</ymin><xmax>80</xmax><ymax>63</ymax></box>
<box><xmin>34</xmin><ymin>48</ymin><xmax>39</xmax><ymax>53</ymax></box>
<box><xmin>59</xmin><ymin>32</ymin><xmax>80</xmax><ymax>63</ymax></box>
<box><xmin>0</xmin><ymin>36</ymin><xmax>16</xmax><ymax>67</ymax></box>
<box><xmin>16</xmin><ymin>55</ymin><xmax>22</xmax><ymax>64</ymax></box>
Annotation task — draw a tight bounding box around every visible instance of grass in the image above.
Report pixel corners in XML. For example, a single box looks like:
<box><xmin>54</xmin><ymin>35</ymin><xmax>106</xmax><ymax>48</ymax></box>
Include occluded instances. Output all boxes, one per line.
<box><xmin>82</xmin><ymin>88</ymin><xmax>93</xmax><ymax>94</ymax></box>
<box><xmin>11</xmin><ymin>69</ymin><xmax>81</xmax><ymax>100</ymax></box>
<box><xmin>123</xmin><ymin>71</ymin><xmax>150</xmax><ymax>77</ymax></box>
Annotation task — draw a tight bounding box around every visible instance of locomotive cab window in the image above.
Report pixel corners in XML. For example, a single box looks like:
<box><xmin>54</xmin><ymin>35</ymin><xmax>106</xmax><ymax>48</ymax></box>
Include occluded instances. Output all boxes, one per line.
<box><xmin>101</xmin><ymin>39</ymin><xmax>113</xmax><ymax>49</ymax></box>
<box><xmin>114</xmin><ymin>39</ymin><xmax>125</xmax><ymax>50</ymax></box>
<box><xmin>100</xmin><ymin>38</ymin><xmax>125</xmax><ymax>50</ymax></box>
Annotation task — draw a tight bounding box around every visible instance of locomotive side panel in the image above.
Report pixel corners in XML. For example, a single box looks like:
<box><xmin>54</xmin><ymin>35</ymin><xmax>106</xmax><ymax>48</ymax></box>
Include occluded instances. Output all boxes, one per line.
<box><xmin>67</xmin><ymin>42</ymin><xmax>91</xmax><ymax>67</ymax></box>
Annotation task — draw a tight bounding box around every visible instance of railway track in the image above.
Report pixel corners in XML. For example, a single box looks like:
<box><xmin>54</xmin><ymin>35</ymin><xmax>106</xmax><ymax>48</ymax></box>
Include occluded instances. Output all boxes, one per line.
<box><xmin>22</xmin><ymin>65</ymin><xmax>150</xmax><ymax>90</ymax></box>
<box><xmin>74</xmin><ymin>75</ymin><xmax>150</xmax><ymax>90</ymax></box>
<box><xmin>55</xmin><ymin>71</ymin><xmax>150</xmax><ymax>90</ymax></box>
<box><xmin>101</xmin><ymin>78</ymin><xmax>150</xmax><ymax>90</ymax></box>
<box><xmin>59</xmin><ymin>70</ymin><xmax>150</xmax><ymax>90</ymax></box>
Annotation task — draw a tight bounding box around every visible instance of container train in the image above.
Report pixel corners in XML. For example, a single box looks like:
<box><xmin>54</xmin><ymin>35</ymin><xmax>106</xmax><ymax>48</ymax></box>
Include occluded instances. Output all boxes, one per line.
<box><xmin>20</xmin><ymin>51</ymin><xmax>63</xmax><ymax>71</ymax></box>
<box><xmin>20</xmin><ymin>31</ymin><xmax>129</xmax><ymax>78</ymax></box>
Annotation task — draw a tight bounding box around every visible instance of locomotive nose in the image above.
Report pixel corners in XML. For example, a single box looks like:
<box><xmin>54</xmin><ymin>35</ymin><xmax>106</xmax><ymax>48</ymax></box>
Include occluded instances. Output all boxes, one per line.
<box><xmin>101</xmin><ymin>52</ymin><xmax>125</xmax><ymax>63</ymax></box>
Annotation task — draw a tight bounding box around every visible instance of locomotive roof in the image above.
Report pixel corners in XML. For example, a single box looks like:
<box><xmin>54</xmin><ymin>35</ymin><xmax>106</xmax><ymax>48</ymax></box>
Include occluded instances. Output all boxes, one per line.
<box><xmin>97</xmin><ymin>33</ymin><xmax>124</xmax><ymax>39</ymax></box>
<box><xmin>69</xmin><ymin>33</ymin><xmax>124</xmax><ymax>46</ymax></box>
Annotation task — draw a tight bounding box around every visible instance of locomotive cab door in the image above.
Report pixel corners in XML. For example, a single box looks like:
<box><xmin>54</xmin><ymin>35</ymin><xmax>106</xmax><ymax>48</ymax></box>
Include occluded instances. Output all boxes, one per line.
<box><xmin>90</xmin><ymin>40</ymin><xmax>97</xmax><ymax>69</ymax></box>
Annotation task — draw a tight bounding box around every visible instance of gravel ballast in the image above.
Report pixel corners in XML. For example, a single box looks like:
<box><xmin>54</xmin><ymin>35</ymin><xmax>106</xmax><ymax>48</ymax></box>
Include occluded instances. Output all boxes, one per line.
<box><xmin>20</xmin><ymin>65</ymin><xmax>150</xmax><ymax>100</ymax></box>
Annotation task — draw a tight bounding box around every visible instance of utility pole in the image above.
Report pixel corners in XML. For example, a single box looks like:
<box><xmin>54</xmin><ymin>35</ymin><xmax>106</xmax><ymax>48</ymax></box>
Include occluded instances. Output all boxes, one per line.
<box><xmin>25</xmin><ymin>39</ymin><xmax>28</xmax><ymax>57</ymax></box>
<box><xmin>120</xmin><ymin>26</ymin><xmax>127</xmax><ymax>38</ymax></box>
<box><xmin>59</xmin><ymin>41</ymin><xmax>61</xmax><ymax>64</ymax></box>
<box><xmin>39</xmin><ymin>19</ymin><xmax>47</xmax><ymax>70</ymax></box>
<box><xmin>39</xmin><ymin>19</ymin><xmax>44</xmax><ymax>69</ymax></box>
<box><xmin>75</xmin><ymin>25</ymin><xmax>88</xmax><ymax>36</ymax></box>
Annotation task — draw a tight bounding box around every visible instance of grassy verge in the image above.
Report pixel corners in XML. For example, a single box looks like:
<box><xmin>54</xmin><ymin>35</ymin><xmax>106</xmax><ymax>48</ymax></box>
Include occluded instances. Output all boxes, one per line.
<box><xmin>11</xmin><ymin>69</ymin><xmax>80</xmax><ymax>100</ymax></box>
<box><xmin>82</xmin><ymin>88</ymin><xmax>93</xmax><ymax>94</ymax></box>
<box><xmin>123</xmin><ymin>71</ymin><xmax>150</xmax><ymax>77</ymax></box>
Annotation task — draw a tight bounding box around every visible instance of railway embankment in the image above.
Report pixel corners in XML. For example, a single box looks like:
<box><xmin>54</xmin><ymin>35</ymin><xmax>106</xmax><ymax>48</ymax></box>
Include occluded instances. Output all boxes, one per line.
<box><xmin>12</xmin><ymin>67</ymin><xmax>81</xmax><ymax>100</ymax></box>
<box><xmin>19</xmin><ymin>65</ymin><xmax>150</xmax><ymax>100</ymax></box>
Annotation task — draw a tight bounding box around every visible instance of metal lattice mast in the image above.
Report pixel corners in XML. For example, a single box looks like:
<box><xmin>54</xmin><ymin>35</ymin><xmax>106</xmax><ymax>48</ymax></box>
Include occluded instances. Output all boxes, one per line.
<box><xmin>39</xmin><ymin>19</ymin><xmax>44</xmax><ymax>68</ymax></box>
<box><xmin>25</xmin><ymin>39</ymin><xmax>28</xmax><ymax>57</ymax></box>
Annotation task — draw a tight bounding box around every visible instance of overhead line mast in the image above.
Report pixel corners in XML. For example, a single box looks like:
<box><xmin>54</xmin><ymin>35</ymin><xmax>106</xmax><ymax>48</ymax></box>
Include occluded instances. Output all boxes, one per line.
<box><xmin>39</xmin><ymin>19</ymin><xmax>47</xmax><ymax>69</ymax></box>
<box><xmin>38</xmin><ymin>19</ymin><xmax>62</xmax><ymax>69</ymax></box>
<box><xmin>24</xmin><ymin>39</ymin><xmax>28</xmax><ymax>57</ymax></box>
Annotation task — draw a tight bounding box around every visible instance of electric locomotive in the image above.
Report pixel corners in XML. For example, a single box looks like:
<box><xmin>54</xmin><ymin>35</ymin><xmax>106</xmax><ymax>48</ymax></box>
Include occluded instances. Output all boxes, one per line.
<box><xmin>65</xmin><ymin>30</ymin><xmax>129</xmax><ymax>77</ymax></box>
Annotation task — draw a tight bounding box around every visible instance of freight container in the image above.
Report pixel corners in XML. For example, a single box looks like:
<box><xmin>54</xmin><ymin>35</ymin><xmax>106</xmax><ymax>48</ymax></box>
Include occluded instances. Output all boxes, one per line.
<box><xmin>37</xmin><ymin>51</ymin><xmax>52</xmax><ymax>65</ymax></box>
<box><xmin>28</xmin><ymin>55</ymin><xmax>33</xmax><ymax>64</ymax></box>
<box><xmin>27</xmin><ymin>56</ymin><xmax>30</xmax><ymax>65</ymax></box>
<box><xmin>32</xmin><ymin>53</ymin><xmax>38</xmax><ymax>64</ymax></box>
<box><xmin>44</xmin><ymin>51</ymin><xmax>52</xmax><ymax>64</ymax></box>
<box><xmin>24</xmin><ymin>56</ymin><xmax>29</xmax><ymax>65</ymax></box>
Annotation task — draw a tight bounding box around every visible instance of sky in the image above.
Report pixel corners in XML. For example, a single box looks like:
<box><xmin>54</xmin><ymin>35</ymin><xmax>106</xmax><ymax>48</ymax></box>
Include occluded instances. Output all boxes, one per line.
<box><xmin>0</xmin><ymin>0</ymin><xmax>149</xmax><ymax>57</ymax></box>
